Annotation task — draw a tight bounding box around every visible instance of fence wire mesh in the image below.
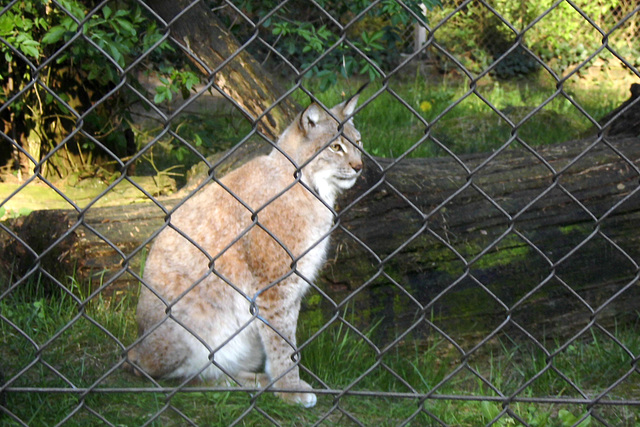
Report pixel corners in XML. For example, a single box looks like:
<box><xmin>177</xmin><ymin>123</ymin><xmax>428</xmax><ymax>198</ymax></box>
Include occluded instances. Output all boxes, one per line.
<box><xmin>1</xmin><ymin>0</ymin><xmax>640</xmax><ymax>425</ymax></box>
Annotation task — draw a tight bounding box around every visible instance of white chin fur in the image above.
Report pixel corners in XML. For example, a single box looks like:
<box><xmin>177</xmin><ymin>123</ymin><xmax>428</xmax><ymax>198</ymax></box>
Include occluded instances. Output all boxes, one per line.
<box><xmin>335</xmin><ymin>176</ymin><xmax>358</xmax><ymax>190</ymax></box>
<box><xmin>312</xmin><ymin>173</ymin><xmax>359</xmax><ymax>205</ymax></box>
<box><xmin>305</xmin><ymin>170</ymin><xmax>351</xmax><ymax>205</ymax></box>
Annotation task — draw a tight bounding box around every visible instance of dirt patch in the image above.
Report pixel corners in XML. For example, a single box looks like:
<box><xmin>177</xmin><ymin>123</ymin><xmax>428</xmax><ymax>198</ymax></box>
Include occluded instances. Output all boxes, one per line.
<box><xmin>0</xmin><ymin>175</ymin><xmax>176</xmax><ymax>221</ymax></box>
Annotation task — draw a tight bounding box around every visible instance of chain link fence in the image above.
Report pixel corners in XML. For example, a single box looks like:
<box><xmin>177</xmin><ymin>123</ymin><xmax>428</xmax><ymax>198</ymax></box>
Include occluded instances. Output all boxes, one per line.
<box><xmin>1</xmin><ymin>0</ymin><xmax>640</xmax><ymax>425</ymax></box>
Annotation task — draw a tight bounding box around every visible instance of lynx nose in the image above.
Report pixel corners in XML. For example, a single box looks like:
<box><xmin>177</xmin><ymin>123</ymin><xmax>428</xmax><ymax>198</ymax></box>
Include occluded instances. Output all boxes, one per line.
<box><xmin>351</xmin><ymin>161</ymin><xmax>363</xmax><ymax>173</ymax></box>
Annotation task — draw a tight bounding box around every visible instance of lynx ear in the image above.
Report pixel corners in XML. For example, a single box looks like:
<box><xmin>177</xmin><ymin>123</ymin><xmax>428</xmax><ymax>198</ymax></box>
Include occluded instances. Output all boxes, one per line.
<box><xmin>300</xmin><ymin>103</ymin><xmax>324</xmax><ymax>134</ymax></box>
<box><xmin>336</xmin><ymin>82</ymin><xmax>368</xmax><ymax>120</ymax></box>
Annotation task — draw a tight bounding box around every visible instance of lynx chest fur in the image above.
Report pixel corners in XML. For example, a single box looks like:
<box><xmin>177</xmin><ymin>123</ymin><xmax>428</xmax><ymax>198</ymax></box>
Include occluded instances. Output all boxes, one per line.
<box><xmin>128</xmin><ymin>91</ymin><xmax>365</xmax><ymax>408</ymax></box>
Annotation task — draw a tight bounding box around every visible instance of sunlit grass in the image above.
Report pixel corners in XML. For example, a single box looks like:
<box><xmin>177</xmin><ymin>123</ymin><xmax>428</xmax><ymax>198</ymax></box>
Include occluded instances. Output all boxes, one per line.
<box><xmin>291</xmin><ymin>76</ymin><xmax>626</xmax><ymax>159</ymax></box>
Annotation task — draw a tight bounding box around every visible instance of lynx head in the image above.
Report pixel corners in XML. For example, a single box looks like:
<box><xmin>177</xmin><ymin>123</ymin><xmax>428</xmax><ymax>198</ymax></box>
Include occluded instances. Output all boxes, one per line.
<box><xmin>277</xmin><ymin>90</ymin><xmax>365</xmax><ymax>206</ymax></box>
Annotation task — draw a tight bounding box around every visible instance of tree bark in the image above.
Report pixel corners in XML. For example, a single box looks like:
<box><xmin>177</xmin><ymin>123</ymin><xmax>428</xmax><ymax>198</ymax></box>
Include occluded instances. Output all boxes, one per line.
<box><xmin>596</xmin><ymin>83</ymin><xmax>640</xmax><ymax>138</ymax></box>
<box><xmin>325</xmin><ymin>136</ymin><xmax>640</xmax><ymax>344</ymax></box>
<box><xmin>145</xmin><ymin>0</ymin><xmax>299</xmax><ymax>140</ymax></box>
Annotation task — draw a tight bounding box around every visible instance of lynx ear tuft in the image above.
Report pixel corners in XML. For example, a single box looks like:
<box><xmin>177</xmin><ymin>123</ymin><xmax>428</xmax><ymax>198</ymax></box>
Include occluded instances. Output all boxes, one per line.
<box><xmin>300</xmin><ymin>103</ymin><xmax>323</xmax><ymax>134</ymax></box>
<box><xmin>333</xmin><ymin>82</ymin><xmax>368</xmax><ymax>121</ymax></box>
<box><xmin>343</xmin><ymin>82</ymin><xmax>368</xmax><ymax>117</ymax></box>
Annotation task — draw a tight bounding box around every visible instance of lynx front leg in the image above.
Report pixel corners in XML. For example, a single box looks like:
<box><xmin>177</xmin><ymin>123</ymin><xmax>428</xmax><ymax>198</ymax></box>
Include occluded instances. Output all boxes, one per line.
<box><xmin>257</xmin><ymin>296</ymin><xmax>317</xmax><ymax>408</ymax></box>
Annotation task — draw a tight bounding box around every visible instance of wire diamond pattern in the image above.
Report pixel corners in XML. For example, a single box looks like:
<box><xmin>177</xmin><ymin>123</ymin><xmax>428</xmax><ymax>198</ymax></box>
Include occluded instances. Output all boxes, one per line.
<box><xmin>1</xmin><ymin>0</ymin><xmax>639</xmax><ymax>425</ymax></box>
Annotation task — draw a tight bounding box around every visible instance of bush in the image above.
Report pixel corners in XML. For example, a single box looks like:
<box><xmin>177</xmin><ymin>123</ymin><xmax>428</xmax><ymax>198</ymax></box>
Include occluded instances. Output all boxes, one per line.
<box><xmin>428</xmin><ymin>0</ymin><xmax>639</xmax><ymax>78</ymax></box>
<box><xmin>224</xmin><ymin>0</ymin><xmax>442</xmax><ymax>90</ymax></box>
<box><xmin>0</xmin><ymin>0</ymin><xmax>199</xmax><ymax>179</ymax></box>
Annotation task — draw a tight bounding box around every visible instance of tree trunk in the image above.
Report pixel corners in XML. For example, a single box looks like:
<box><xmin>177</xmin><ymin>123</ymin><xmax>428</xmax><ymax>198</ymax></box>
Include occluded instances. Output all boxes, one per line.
<box><xmin>145</xmin><ymin>0</ymin><xmax>299</xmax><ymax>141</ymax></box>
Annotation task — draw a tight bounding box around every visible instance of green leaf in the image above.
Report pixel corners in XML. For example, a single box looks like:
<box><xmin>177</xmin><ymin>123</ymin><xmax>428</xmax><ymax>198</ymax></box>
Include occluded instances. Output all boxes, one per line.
<box><xmin>105</xmin><ymin>41</ymin><xmax>123</xmax><ymax>66</ymax></box>
<box><xmin>114</xmin><ymin>17</ymin><xmax>136</xmax><ymax>36</ymax></box>
<box><xmin>558</xmin><ymin>410</ymin><xmax>591</xmax><ymax>427</ymax></box>
<box><xmin>154</xmin><ymin>87</ymin><xmax>171</xmax><ymax>104</ymax></box>
<box><xmin>19</xmin><ymin>17</ymin><xmax>34</xmax><ymax>32</ymax></box>
<box><xmin>297</xmin><ymin>28</ymin><xmax>312</xmax><ymax>41</ymax></box>
<box><xmin>359</xmin><ymin>62</ymin><xmax>380</xmax><ymax>81</ymax></box>
<box><xmin>558</xmin><ymin>409</ymin><xmax>574</xmax><ymax>424</ymax></box>
<box><xmin>21</xmin><ymin>39</ymin><xmax>39</xmax><ymax>47</ymax></box>
<box><xmin>15</xmin><ymin>33</ymin><xmax>28</xmax><ymax>44</ymax></box>
<box><xmin>316</xmin><ymin>24</ymin><xmax>331</xmax><ymax>39</ymax></box>
<box><xmin>87</xmin><ymin>65</ymin><xmax>100</xmax><ymax>81</ymax></box>
<box><xmin>369</xmin><ymin>30</ymin><xmax>385</xmax><ymax>43</ymax></box>
<box><xmin>20</xmin><ymin>43</ymin><xmax>40</xmax><ymax>58</ymax></box>
<box><xmin>577</xmin><ymin>417</ymin><xmax>591</xmax><ymax>427</ymax></box>
<box><xmin>183</xmin><ymin>72</ymin><xmax>199</xmax><ymax>91</ymax></box>
<box><xmin>0</xmin><ymin>13</ymin><xmax>15</xmax><ymax>35</ymax></box>
<box><xmin>60</xmin><ymin>16</ymin><xmax>78</xmax><ymax>32</ymax></box>
<box><xmin>55</xmin><ymin>52</ymin><xmax>68</xmax><ymax>64</ymax></box>
<box><xmin>42</xmin><ymin>26</ymin><xmax>66</xmax><ymax>44</ymax></box>
<box><xmin>102</xmin><ymin>5</ymin><xmax>112</xmax><ymax>20</ymax></box>
<box><xmin>60</xmin><ymin>0</ymin><xmax>86</xmax><ymax>20</ymax></box>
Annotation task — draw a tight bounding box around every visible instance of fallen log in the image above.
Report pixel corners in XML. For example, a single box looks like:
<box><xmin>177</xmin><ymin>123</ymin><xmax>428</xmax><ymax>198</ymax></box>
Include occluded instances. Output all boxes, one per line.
<box><xmin>1</xmin><ymin>92</ymin><xmax>639</xmax><ymax>344</ymax></box>
<box><xmin>327</xmin><ymin>135</ymin><xmax>640</xmax><ymax>345</ymax></box>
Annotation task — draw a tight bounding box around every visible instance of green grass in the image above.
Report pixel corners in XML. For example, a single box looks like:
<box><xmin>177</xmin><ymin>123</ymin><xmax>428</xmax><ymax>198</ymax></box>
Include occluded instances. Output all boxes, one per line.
<box><xmin>1</xmin><ymin>275</ymin><xmax>638</xmax><ymax>426</ymax></box>
<box><xmin>289</xmin><ymin>76</ymin><xmax>625</xmax><ymax>159</ymax></box>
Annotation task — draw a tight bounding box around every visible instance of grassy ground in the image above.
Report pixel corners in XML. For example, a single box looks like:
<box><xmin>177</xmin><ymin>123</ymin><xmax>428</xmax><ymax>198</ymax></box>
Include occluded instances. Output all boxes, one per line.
<box><xmin>1</xmin><ymin>275</ymin><xmax>638</xmax><ymax>426</ymax></box>
<box><xmin>291</xmin><ymin>75</ymin><xmax>626</xmax><ymax>159</ymax></box>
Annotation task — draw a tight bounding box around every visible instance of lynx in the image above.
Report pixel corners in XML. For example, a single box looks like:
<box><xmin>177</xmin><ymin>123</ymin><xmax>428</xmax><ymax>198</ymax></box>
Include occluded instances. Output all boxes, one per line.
<box><xmin>127</xmin><ymin>91</ymin><xmax>365</xmax><ymax>408</ymax></box>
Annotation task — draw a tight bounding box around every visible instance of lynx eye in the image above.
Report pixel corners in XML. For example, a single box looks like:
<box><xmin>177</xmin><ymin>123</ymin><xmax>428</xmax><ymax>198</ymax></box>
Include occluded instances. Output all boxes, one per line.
<box><xmin>329</xmin><ymin>142</ymin><xmax>344</xmax><ymax>153</ymax></box>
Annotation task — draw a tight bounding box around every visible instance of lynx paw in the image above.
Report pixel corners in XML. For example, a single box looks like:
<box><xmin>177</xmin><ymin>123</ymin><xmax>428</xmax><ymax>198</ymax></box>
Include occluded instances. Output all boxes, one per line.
<box><xmin>277</xmin><ymin>380</ymin><xmax>317</xmax><ymax>408</ymax></box>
